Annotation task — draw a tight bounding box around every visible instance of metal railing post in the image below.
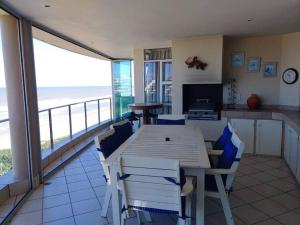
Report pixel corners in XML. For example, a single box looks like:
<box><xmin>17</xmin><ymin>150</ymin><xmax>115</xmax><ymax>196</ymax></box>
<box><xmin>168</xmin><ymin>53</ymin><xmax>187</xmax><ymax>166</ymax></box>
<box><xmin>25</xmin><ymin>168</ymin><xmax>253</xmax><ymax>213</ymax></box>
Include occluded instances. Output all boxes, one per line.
<box><xmin>97</xmin><ymin>99</ymin><xmax>100</xmax><ymax>124</ymax></box>
<box><xmin>84</xmin><ymin>102</ymin><xmax>87</xmax><ymax>130</ymax></box>
<box><xmin>109</xmin><ymin>98</ymin><xmax>112</xmax><ymax>121</ymax></box>
<box><xmin>48</xmin><ymin>109</ymin><xmax>54</xmax><ymax>149</ymax></box>
<box><xmin>68</xmin><ymin>105</ymin><xmax>72</xmax><ymax>138</ymax></box>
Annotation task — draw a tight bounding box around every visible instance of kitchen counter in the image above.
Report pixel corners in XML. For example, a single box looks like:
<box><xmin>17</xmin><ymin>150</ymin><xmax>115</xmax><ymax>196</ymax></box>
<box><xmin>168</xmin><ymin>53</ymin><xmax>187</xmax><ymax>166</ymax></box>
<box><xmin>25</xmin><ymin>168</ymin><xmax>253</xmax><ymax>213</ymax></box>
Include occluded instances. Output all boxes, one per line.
<box><xmin>222</xmin><ymin>108</ymin><xmax>300</xmax><ymax>133</ymax></box>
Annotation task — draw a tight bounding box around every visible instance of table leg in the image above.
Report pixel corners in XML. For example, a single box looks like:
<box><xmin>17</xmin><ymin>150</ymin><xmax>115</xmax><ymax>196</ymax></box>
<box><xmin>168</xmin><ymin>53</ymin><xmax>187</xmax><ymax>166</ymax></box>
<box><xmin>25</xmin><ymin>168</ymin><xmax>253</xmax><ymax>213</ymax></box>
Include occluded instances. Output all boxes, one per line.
<box><xmin>143</xmin><ymin>109</ymin><xmax>151</xmax><ymax>125</ymax></box>
<box><xmin>185</xmin><ymin>168</ymin><xmax>205</xmax><ymax>225</ymax></box>
<box><xmin>111</xmin><ymin>162</ymin><xmax>121</xmax><ymax>225</ymax></box>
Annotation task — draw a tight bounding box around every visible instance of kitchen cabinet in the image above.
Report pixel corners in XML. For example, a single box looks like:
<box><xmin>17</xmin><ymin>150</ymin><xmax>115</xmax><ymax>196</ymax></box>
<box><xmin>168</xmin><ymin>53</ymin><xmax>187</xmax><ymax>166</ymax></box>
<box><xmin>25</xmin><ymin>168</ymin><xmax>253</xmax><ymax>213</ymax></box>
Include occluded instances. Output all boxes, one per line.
<box><xmin>230</xmin><ymin>119</ymin><xmax>255</xmax><ymax>154</ymax></box>
<box><xmin>256</xmin><ymin>120</ymin><xmax>282</xmax><ymax>156</ymax></box>
<box><xmin>284</xmin><ymin>124</ymin><xmax>299</xmax><ymax>175</ymax></box>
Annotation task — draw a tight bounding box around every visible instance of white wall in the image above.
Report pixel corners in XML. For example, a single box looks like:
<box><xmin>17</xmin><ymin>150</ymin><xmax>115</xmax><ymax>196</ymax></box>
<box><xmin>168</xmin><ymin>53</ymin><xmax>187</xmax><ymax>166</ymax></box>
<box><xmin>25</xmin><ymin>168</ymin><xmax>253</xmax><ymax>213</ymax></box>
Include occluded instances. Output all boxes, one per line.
<box><xmin>223</xmin><ymin>35</ymin><xmax>282</xmax><ymax>106</ymax></box>
<box><xmin>279</xmin><ymin>32</ymin><xmax>300</xmax><ymax>107</ymax></box>
<box><xmin>172</xmin><ymin>36</ymin><xmax>223</xmax><ymax>114</ymax></box>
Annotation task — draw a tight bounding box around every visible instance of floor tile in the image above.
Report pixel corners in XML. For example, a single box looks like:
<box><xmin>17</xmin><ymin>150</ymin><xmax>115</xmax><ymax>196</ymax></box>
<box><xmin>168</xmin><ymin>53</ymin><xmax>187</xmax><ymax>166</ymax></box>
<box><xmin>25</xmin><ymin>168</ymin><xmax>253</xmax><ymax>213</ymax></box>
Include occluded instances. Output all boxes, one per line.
<box><xmin>250</xmin><ymin>183</ymin><xmax>282</xmax><ymax>198</ymax></box>
<box><xmin>268</xmin><ymin>179</ymin><xmax>299</xmax><ymax>192</ymax></box>
<box><xmin>43</xmin><ymin>217</ymin><xmax>76</xmax><ymax>225</ymax></box>
<box><xmin>74</xmin><ymin>210</ymin><xmax>109</xmax><ymax>225</ymax></box>
<box><xmin>43</xmin><ymin>193</ymin><xmax>70</xmax><ymax>209</ymax></box>
<box><xmin>254</xmin><ymin>218</ymin><xmax>282</xmax><ymax>225</ymax></box>
<box><xmin>43</xmin><ymin>183</ymin><xmax>68</xmax><ymax>197</ymax></box>
<box><xmin>11</xmin><ymin>210</ymin><xmax>42</xmax><ymax>225</ymax></box>
<box><xmin>250</xmin><ymin>172</ymin><xmax>276</xmax><ymax>183</ymax></box>
<box><xmin>67</xmin><ymin>180</ymin><xmax>91</xmax><ymax>192</ymax></box>
<box><xmin>66</xmin><ymin>174</ymin><xmax>89</xmax><ymax>183</ymax></box>
<box><xmin>72</xmin><ymin>198</ymin><xmax>101</xmax><ymax>215</ymax></box>
<box><xmin>43</xmin><ymin>204</ymin><xmax>73</xmax><ymax>223</ymax></box>
<box><xmin>233</xmin><ymin>205</ymin><xmax>268</xmax><ymax>224</ymax></box>
<box><xmin>275</xmin><ymin>211</ymin><xmax>300</xmax><ymax>225</ymax></box>
<box><xmin>232</xmin><ymin>188</ymin><xmax>264</xmax><ymax>203</ymax></box>
<box><xmin>69</xmin><ymin>188</ymin><xmax>96</xmax><ymax>203</ymax></box>
<box><xmin>64</xmin><ymin>167</ymin><xmax>85</xmax><ymax>176</ymax></box>
<box><xmin>17</xmin><ymin>198</ymin><xmax>42</xmax><ymax>214</ymax></box>
<box><xmin>271</xmin><ymin>193</ymin><xmax>300</xmax><ymax>210</ymax></box>
<box><xmin>251</xmin><ymin>199</ymin><xmax>289</xmax><ymax>217</ymax></box>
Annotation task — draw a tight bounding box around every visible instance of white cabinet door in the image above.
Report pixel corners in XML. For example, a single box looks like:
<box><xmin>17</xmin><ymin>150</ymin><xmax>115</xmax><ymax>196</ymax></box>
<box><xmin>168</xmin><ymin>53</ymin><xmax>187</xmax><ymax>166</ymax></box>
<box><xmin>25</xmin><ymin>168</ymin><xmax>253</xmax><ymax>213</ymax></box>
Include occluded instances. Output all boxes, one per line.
<box><xmin>230</xmin><ymin>119</ymin><xmax>255</xmax><ymax>154</ymax></box>
<box><xmin>296</xmin><ymin>136</ymin><xmax>300</xmax><ymax>184</ymax></box>
<box><xmin>284</xmin><ymin>125</ymin><xmax>290</xmax><ymax>162</ymax></box>
<box><xmin>186</xmin><ymin>118</ymin><xmax>227</xmax><ymax>141</ymax></box>
<box><xmin>284</xmin><ymin>124</ymin><xmax>299</xmax><ymax>175</ymax></box>
<box><xmin>256</xmin><ymin>120</ymin><xmax>282</xmax><ymax>156</ymax></box>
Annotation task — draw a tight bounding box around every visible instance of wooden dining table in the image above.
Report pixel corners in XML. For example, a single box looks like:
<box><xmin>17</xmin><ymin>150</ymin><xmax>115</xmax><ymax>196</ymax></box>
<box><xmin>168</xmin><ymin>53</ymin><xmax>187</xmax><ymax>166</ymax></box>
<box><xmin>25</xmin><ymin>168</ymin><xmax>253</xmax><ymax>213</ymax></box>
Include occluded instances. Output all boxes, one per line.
<box><xmin>128</xmin><ymin>102</ymin><xmax>163</xmax><ymax>125</ymax></box>
<box><xmin>108</xmin><ymin>125</ymin><xmax>210</xmax><ymax>225</ymax></box>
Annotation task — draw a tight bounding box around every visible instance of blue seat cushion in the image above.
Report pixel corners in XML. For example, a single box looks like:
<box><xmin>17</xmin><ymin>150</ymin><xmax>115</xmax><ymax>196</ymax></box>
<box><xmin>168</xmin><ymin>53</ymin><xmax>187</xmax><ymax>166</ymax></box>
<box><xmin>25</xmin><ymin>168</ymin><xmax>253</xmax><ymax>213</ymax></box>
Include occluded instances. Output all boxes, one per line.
<box><xmin>213</xmin><ymin>126</ymin><xmax>232</xmax><ymax>149</ymax></box>
<box><xmin>99</xmin><ymin>132</ymin><xmax>122</xmax><ymax>159</ymax></box>
<box><xmin>113</xmin><ymin>121</ymin><xmax>133</xmax><ymax>144</ymax></box>
<box><xmin>156</xmin><ymin>119</ymin><xmax>185</xmax><ymax>125</ymax></box>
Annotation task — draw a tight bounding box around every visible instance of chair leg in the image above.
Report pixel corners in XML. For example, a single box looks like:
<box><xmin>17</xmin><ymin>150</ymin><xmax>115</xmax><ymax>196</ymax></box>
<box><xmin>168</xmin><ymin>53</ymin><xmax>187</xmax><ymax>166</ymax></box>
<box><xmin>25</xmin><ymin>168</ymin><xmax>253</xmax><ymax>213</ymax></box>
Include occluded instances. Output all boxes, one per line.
<box><xmin>143</xmin><ymin>211</ymin><xmax>152</xmax><ymax>222</ymax></box>
<box><xmin>185</xmin><ymin>195</ymin><xmax>192</xmax><ymax>225</ymax></box>
<box><xmin>101</xmin><ymin>185</ymin><xmax>112</xmax><ymax>217</ymax></box>
<box><xmin>215</xmin><ymin>175</ymin><xmax>234</xmax><ymax>225</ymax></box>
<box><xmin>177</xmin><ymin>218</ymin><xmax>185</xmax><ymax>225</ymax></box>
<box><xmin>136</xmin><ymin>211</ymin><xmax>142</xmax><ymax>225</ymax></box>
<box><xmin>121</xmin><ymin>212</ymin><xmax>126</xmax><ymax>225</ymax></box>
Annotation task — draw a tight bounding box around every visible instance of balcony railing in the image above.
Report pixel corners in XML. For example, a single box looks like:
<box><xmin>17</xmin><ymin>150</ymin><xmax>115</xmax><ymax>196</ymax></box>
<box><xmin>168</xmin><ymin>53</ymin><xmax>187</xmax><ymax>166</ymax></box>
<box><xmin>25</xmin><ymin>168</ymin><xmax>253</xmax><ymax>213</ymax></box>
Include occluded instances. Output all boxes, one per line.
<box><xmin>0</xmin><ymin>97</ymin><xmax>112</xmax><ymax>152</ymax></box>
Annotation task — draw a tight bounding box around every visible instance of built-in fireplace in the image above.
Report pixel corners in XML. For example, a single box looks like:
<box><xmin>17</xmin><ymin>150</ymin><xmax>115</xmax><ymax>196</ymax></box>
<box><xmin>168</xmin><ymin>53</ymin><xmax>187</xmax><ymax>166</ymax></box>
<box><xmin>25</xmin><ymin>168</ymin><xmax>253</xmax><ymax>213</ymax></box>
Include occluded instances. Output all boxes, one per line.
<box><xmin>182</xmin><ymin>84</ymin><xmax>223</xmax><ymax>120</ymax></box>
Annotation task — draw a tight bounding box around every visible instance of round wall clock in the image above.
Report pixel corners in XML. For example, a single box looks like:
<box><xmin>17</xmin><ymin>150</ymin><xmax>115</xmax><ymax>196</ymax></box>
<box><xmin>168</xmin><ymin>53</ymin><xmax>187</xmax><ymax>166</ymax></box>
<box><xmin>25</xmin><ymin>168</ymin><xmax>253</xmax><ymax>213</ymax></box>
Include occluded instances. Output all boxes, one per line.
<box><xmin>282</xmin><ymin>68</ymin><xmax>299</xmax><ymax>84</ymax></box>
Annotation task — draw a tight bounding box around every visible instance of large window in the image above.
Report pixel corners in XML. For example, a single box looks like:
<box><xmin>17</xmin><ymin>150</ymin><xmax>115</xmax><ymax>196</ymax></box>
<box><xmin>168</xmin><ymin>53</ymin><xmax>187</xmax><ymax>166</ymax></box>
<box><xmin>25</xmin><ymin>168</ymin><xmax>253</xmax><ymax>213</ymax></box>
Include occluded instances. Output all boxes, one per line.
<box><xmin>112</xmin><ymin>60</ymin><xmax>134</xmax><ymax>118</ymax></box>
<box><xmin>32</xmin><ymin>28</ymin><xmax>112</xmax><ymax>152</ymax></box>
<box><xmin>144</xmin><ymin>48</ymin><xmax>172</xmax><ymax>114</ymax></box>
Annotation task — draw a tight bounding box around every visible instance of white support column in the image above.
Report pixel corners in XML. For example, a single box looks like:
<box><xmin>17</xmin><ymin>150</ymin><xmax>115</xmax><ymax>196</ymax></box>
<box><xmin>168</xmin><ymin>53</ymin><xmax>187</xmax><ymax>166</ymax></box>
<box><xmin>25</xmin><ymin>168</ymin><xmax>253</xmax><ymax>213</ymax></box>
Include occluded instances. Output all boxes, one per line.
<box><xmin>0</xmin><ymin>15</ymin><xmax>29</xmax><ymax>181</ymax></box>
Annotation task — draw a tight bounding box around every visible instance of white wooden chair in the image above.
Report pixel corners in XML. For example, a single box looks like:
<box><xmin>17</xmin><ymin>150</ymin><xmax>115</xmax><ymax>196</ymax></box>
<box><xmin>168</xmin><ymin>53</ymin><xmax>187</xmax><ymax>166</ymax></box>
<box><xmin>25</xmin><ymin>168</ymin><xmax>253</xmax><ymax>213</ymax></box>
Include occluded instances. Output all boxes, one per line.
<box><xmin>110</xmin><ymin>119</ymin><xmax>130</xmax><ymax>130</ymax></box>
<box><xmin>94</xmin><ymin>130</ymin><xmax>152</xmax><ymax>221</ymax></box>
<box><xmin>205</xmin><ymin>132</ymin><xmax>245</xmax><ymax>225</ymax></box>
<box><xmin>94</xmin><ymin>129</ymin><xmax>115</xmax><ymax>217</ymax></box>
<box><xmin>116</xmin><ymin>155</ymin><xmax>195</xmax><ymax>225</ymax></box>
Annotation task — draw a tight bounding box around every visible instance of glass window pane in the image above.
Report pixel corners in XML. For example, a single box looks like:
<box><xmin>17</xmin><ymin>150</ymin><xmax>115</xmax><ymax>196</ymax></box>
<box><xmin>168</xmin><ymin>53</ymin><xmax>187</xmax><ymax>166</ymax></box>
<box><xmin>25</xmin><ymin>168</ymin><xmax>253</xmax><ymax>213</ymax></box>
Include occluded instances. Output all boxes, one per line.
<box><xmin>112</xmin><ymin>60</ymin><xmax>133</xmax><ymax>118</ymax></box>
<box><xmin>162</xmin><ymin>84</ymin><xmax>172</xmax><ymax>103</ymax></box>
<box><xmin>32</xmin><ymin>28</ymin><xmax>112</xmax><ymax>151</ymax></box>
<box><xmin>162</xmin><ymin>62</ymin><xmax>172</xmax><ymax>81</ymax></box>
<box><xmin>144</xmin><ymin>62</ymin><xmax>159</xmax><ymax>103</ymax></box>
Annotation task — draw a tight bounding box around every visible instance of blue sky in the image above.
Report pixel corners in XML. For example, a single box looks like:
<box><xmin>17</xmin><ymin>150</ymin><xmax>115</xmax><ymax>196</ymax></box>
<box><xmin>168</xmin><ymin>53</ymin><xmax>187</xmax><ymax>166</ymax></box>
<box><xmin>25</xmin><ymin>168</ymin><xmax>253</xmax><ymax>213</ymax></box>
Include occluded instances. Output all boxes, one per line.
<box><xmin>0</xmin><ymin>33</ymin><xmax>112</xmax><ymax>88</ymax></box>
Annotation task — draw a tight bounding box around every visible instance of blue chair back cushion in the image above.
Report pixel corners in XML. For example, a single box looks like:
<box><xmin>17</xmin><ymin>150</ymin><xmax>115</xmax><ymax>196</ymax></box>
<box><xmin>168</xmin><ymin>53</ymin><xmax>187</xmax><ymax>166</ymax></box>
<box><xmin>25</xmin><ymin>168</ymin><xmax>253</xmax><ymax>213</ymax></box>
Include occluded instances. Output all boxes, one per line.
<box><xmin>205</xmin><ymin>140</ymin><xmax>238</xmax><ymax>191</ymax></box>
<box><xmin>99</xmin><ymin>132</ymin><xmax>122</xmax><ymax>159</ymax></box>
<box><xmin>213</xmin><ymin>126</ymin><xmax>232</xmax><ymax>149</ymax></box>
<box><xmin>217</xmin><ymin>140</ymin><xmax>238</xmax><ymax>169</ymax></box>
<box><xmin>113</xmin><ymin>121</ymin><xmax>133</xmax><ymax>143</ymax></box>
<box><xmin>156</xmin><ymin>119</ymin><xmax>185</xmax><ymax>125</ymax></box>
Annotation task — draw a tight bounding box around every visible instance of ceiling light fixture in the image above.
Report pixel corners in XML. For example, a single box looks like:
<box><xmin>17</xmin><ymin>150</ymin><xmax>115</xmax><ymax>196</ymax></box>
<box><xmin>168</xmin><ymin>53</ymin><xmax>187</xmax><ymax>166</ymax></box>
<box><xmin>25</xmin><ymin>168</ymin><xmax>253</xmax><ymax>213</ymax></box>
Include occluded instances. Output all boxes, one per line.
<box><xmin>247</xmin><ymin>18</ymin><xmax>253</xmax><ymax>22</ymax></box>
<box><xmin>44</xmin><ymin>4</ymin><xmax>51</xmax><ymax>8</ymax></box>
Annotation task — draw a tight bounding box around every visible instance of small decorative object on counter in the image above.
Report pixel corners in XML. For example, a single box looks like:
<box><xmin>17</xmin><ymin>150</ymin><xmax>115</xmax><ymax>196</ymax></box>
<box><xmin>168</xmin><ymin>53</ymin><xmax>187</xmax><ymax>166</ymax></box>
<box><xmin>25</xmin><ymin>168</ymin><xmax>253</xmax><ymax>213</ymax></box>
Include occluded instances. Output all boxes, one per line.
<box><xmin>247</xmin><ymin>94</ymin><xmax>261</xmax><ymax>110</ymax></box>
<box><xmin>226</xmin><ymin>79</ymin><xmax>237</xmax><ymax>109</ymax></box>
<box><xmin>185</xmin><ymin>56</ymin><xmax>207</xmax><ymax>70</ymax></box>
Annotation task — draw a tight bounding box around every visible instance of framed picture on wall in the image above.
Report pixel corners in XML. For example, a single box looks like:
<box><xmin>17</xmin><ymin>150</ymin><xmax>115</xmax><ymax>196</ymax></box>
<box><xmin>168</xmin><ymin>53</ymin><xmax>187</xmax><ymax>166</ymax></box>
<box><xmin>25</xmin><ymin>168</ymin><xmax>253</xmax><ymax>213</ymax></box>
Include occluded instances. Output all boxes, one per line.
<box><xmin>247</xmin><ymin>57</ymin><xmax>261</xmax><ymax>73</ymax></box>
<box><xmin>264</xmin><ymin>62</ymin><xmax>277</xmax><ymax>77</ymax></box>
<box><xmin>231</xmin><ymin>52</ymin><xmax>244</xmax><ymax>68</ymax></box>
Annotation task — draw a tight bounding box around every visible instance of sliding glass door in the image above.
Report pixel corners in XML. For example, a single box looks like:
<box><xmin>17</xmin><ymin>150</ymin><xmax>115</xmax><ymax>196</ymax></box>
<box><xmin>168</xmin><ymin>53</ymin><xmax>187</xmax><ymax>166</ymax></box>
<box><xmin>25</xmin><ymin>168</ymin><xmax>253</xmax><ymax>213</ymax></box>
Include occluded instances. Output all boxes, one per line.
<box><xmin>112</xmin><ymin>60</ymin><xmax>134</xmax><ymax>118</ymax></box>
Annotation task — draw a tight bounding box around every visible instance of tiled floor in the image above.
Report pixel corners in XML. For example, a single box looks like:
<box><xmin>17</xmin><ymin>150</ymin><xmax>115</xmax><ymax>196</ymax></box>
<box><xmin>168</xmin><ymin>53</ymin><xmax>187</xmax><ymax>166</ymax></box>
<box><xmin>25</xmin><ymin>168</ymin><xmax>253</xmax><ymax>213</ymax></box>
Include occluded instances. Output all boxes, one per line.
<box><xmin>7</xmin><ymin>145</ymin><xmax>300</xmax><ymax>225</ymax></box>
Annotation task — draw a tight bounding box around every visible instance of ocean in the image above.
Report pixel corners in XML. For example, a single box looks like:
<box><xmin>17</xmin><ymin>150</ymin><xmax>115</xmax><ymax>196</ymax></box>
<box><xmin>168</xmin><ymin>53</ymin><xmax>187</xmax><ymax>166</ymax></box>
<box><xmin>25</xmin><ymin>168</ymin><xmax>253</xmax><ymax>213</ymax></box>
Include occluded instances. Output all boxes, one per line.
<box><xmin>0</xmin><ymin>86</ymin><xmax>112</xmax><ymax>148</ymax></box>
<box><xmin>0</xmin><ymin>86</ymin><xmax>112</xmax><ymax>119</ymax></box>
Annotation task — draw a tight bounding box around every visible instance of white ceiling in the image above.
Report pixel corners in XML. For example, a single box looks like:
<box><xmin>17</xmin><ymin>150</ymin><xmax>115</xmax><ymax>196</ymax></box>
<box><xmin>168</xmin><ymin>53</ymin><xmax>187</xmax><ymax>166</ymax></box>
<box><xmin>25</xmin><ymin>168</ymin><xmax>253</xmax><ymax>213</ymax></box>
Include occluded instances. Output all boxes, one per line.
<box><xmin>3</xmin><ymin>0</ymin><xmax>300</xmax><ymax>58</ymax></box>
